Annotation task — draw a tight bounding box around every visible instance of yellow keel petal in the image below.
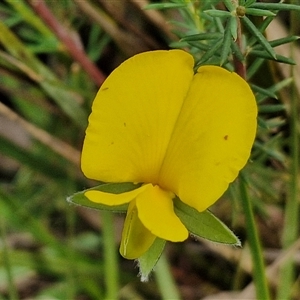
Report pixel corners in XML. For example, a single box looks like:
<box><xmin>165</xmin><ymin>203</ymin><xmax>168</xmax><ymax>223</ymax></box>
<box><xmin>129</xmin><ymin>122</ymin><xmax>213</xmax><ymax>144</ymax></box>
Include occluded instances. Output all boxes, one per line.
<box><xmin>120</xmin><ymin>200</ymin><xmax>156</xmax><ymax>259</ymax></box>
<box><xmin>136</xmin><ymin>185</ymin><xmax>188</xmax><ymax>242</ymax></box>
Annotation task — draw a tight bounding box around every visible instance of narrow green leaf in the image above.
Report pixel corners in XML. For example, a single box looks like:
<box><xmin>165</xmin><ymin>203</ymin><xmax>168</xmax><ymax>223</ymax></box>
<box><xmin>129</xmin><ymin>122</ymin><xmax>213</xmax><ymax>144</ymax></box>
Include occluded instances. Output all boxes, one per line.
<box><xmin>174</xmin><ymin>198</ymin><xmax>241</xmax><ymax>245</ymax></box>
<box><xmin>169</xmin><ymin>41</ymin><xmax>190</xmax><ymax>49</ymax></box>
<box><xmin>220</xmin><ymin>17</ymin><xmax>233</xmax><ymax>66</ymax></box>
<box><xmin>138</xmin><ymin>238</ymin><xmax>166</xmax><ymax>282</ymax></box>
<box><xmin>245</xmin><ymin>0</ymin><xmax>256</xmax><ymax>6</ymax></box>
<box><xmin>196</xmin><ymin>38</ymin><xmax>223</xmax><ymax>66</ymax></box>
<box><xmin>264</xmin><ymin>118</ymin><xmax>286</xmax><ymax>129</ymax></box>
<box><xmin>242</xmin><ymin>16</ymin><xmax>276</xmax><ymax>59</ymax></box>
<box><xmin>245</xmin><ymin>8</ymin><xmax>276</xmax><ymax>17</ymax></box>
<box><xmin>204</xmin><ymin>9</ymin><xmax>231</xmax><ymax>18</ymax></box>
<box><xmin>247</xmin><ymin>57</ymin><xmax>265</xmax><ymax>80</ymax></box>
<box><xmin>181</xmin><ymin>32</ymin><xmax>223</xmax><ymax>41</ymax></box>
<box><xmin>67</xmin><ymin>182</ymin><xmax>142</xmax><ymax>212</ymax></box>
<box><xmin>223</xmin><ymin>0</ymin><xmax>236</xmax><ymax>12</ymax></box>
<box><xmin>251</xmin><ymin>84</ymin><xmax>278</xmax><ymax>100</ymax></box>
<box><xmin>187</xmin><ymin>41</ymin><xmax>210</xmax><ymax>51</ymax></box>
<box><xmin>249</xmin><ymin>50</ymin><xmax>296</xmax><ymax>65</ymax></box>
<box><xmin>257</xmin><ymin>117</ymin><xmax>269</xmax><ymax>129</ymax></box>
<box><xmin>267</xmin><ymin>78</ymin><xmax>293</xmax><ymax>94</ymax></box>
<box><xmin>230</xmin><ymin>16</ymin><xmax>238</xmax><ymax>41</ymax></box>
<box><xmin>253</xmin><ymin>36</ymin><xmax>300</xmax><ymax>49</ymax></box>
<box><xmin>254</xmin><ymin>141</ymin><xmax>286</xmax><ymax>162</ymax></box>
<box><xmin>247</xmin><ymin>16</ymin><xmax>275</xmax><ymax>49</ymax></box>
<box><xmin>143</xmin><ymin>3</ymin><xmax>187</xmax><ymax>10</ymax></box>
<box><xmin>259</xmin><ymin>104</ymin><xmax>286</xmax><ymax>113</ymax></box>
<box><xmin>249</xmin><ymin>3</ymin><xmax>300</xmax><ymax>11</ymax></box>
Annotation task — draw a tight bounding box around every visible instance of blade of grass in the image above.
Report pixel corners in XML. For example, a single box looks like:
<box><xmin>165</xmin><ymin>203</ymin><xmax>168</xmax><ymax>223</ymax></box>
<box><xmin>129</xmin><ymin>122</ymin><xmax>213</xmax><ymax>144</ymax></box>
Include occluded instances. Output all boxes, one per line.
<box><xmin>0</xmin><ymin>21</ymin><xmax>87</xmax><ymax>127</ymax></box>
<box><xmin>0</xmin><ymin>219</ymin><xmax>19</xmax><ymax>300</ymax></box>
<box><xmin>239</xmin><ymin>175</ymin><xmax>270</xmax><ymax>300</ymax></box>
<box><xmin>155</xmin><ymin>253</ymin><xmax>181</xmax><ymax>300</ymax></box>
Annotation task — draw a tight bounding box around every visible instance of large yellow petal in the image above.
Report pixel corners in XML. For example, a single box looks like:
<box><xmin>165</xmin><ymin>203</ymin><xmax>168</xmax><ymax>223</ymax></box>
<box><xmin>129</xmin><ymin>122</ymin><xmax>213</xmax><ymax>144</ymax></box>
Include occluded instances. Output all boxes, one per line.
<box><xmin>120</xmin><ymin>200</ymin><xmax>156</xmax><ymax>259</ymax></box>
<box><xmin>81</xmin><ymin>50</ymin><xmax>194</xmax><ymax>184</ymax></box>
<box><xmin>136</xmin><ymin>185</ymin><xmax>188</xmax><ymax>241</ymax></box>
<box><xmin>159</xmin><ymin>66</ymin><xmax>257</xmax><ymax>212</ymax></box>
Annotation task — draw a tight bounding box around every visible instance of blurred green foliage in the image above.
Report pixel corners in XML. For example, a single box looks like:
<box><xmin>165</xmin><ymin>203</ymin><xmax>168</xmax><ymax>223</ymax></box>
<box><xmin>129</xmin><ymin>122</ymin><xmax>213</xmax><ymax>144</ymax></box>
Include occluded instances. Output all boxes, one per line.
<box><xmin>0</xmin><ymin>1</ymin><xmax>299</xmax><ymax>299</ymax></box>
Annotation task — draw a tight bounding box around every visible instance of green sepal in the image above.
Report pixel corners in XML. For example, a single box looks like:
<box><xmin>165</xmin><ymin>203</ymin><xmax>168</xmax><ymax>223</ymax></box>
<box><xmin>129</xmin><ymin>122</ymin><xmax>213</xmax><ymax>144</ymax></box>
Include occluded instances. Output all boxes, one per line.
<box><xmin>174</xmin><ymin>198</ymin><xmax>241</xmax><ymax>246</ymax></box>
<box><xmin>137</xmin><ymin>238</ymin><xmax>166</xmax><ymax>282</ymax></box>
<box><xmin>67</xmin><ymin>182</ymin><xmax>142</xmax><ymax>212</ymax></box>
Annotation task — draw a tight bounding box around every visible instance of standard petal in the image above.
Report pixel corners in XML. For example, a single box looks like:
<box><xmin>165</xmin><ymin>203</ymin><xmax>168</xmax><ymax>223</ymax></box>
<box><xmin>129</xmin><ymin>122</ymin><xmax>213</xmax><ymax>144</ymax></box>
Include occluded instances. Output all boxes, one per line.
<box><xmin>159</xmin><ymin>66</ymin><xmax>257</xmax><ymax>212</ymax></box>
<box><xmin>81</xmin><ymin>50</ymin><xmax>194</xmax><ymax>184</ymax></box>
<box><xmin>84</xmin><ymin>184</ymin><xmax>151</xmax><ymax>206</ymax></box>
<box><xmin>136</xmin><ymin>185</ymin><xmax>188</xmax><ymax>241</ymax></box>
<box><xmin>120</xmin><ymin>200</ymin><xmax>156</xmax><ymax>259</ymax></box>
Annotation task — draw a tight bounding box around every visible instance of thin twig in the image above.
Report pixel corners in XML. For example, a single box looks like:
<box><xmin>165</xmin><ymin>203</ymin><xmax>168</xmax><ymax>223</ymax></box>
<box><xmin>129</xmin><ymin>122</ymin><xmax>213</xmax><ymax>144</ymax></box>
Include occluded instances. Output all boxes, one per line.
<box><xmin>130</xmin><ymin>0</ymin><xmax>177</xmax><ymax>41</ymax></box>
<box><xmin>98</xmin><ymin>0</ymin><xmax>160</xmax><ymax>50</ymax></box>
<box><xmin>75</xmin><ymin>0</ymin><xmax>149</xmax><ymax>56</ymax></box>
<box><xmin>0</xmin><ymin>102</ymin><xmax>80</xmax><ymax>166</ymax></box>
<box><xmin>233</xmin><ymin>16</ymin><xmax>247</xmax><ymax>79</ymax></box>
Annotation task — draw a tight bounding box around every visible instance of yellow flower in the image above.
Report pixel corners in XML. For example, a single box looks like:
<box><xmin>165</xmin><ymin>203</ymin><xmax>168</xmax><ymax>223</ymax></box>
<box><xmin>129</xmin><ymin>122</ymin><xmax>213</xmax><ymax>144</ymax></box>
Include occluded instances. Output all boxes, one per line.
<box><xmin>81</xmin><ymin>50</ymin><xmax>257</xmax><ymax>259</ymax></box>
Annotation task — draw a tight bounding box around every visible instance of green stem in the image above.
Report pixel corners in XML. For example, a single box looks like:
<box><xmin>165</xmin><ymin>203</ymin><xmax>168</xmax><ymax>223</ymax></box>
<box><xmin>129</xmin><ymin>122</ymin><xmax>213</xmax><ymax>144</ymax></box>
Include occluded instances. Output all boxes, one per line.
<box><xmin>102</xmin><ymin>211</ymin><xmax>119</xmax><ymax>300</ymax></box>
<box><xmin>155</xmin><ymin>252</ymin><xmax>181</xmax><ymax>300</ymax></box>
<box><xmin>239</xmin><ymin>176</ymin><xmax>270</xmax><ymax>300</ymax></box>
<box><xmin>277</xmin><ymin>4</ymin><xmax>300</xmax><ymax>299</ymax></box>
<box><xmin>0</xmin><ymin>218</ymin><xmax>19</xmax><ymax>300</ymax></box>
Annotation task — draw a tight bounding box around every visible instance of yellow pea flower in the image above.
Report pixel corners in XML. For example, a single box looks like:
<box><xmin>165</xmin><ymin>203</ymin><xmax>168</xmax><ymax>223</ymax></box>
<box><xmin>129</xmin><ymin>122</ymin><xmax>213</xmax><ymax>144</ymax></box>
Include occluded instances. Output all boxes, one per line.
<box><xmin>81</xmin><ymin>50</ymin><xmax>257</xmax><ymax>260</ymax></box>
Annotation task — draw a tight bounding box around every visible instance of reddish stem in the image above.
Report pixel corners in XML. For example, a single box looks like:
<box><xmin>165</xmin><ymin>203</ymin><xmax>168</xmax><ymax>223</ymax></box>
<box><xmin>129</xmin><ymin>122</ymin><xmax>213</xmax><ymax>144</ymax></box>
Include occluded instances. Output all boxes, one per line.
<box><xmin>28</xmin><ymin>0</ymin><xmax>106</xmax><ymax>86</ymax></box>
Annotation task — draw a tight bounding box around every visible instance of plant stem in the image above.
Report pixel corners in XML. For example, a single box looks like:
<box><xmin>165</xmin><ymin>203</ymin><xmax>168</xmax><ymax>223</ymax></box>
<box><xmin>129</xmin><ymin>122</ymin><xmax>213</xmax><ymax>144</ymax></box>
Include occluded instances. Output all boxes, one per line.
<box><xmin>239</xmin><ymin>176</ymin><xmax>270</xmax><ymax>300</ymax></box>
<box><xmin>155</xmin><ymin>252</ymin><xmax>181</xmax><ymax>300</ymax></box>
<box><xmin>101</xmin><ymin>211</ymin><xmax>119</xmax><ymax>300</ymax></box>
<box><xmin>277</xmin><ymin>4</ymin><xmax>300</xmax><ymax>299</ymax></box>
<box><xmin>233</xmin><ymin>17</ymin><xmax>246</xmax><ymax>79</ymax></box>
